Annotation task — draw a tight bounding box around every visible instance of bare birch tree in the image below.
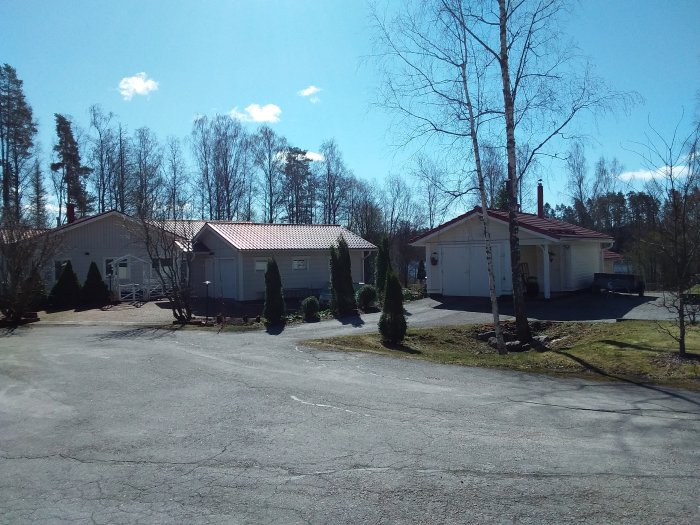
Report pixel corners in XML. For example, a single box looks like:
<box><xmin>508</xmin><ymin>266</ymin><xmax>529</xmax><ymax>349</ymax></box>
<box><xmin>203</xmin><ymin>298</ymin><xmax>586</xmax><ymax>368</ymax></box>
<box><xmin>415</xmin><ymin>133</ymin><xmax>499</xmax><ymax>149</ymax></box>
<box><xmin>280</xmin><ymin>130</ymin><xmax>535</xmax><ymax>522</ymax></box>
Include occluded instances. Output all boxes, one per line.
<box><xmin>636</xmin><ymin>119</ymin><xmax>700</xmax><ymax>357</ymax></box>
<box><xmin>373</xmin><ymin>0</ymin><xmax>507</xmax><ymax>351</ymax></box>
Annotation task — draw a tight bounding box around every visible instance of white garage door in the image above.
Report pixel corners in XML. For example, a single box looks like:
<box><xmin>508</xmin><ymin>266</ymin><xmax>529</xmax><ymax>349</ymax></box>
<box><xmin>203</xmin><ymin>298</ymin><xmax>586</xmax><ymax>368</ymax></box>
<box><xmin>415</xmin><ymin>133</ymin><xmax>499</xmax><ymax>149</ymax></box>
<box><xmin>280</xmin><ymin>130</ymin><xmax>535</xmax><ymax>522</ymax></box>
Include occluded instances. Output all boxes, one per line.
<box><xmin>442</xmin><ymin>246</ymin><xmax>469</xmax><ymax>296</ymax></box>
<box><xmin>442</xmin><ymin>245</ymin><xmax>501</xmax><ymax>297</ymax></box>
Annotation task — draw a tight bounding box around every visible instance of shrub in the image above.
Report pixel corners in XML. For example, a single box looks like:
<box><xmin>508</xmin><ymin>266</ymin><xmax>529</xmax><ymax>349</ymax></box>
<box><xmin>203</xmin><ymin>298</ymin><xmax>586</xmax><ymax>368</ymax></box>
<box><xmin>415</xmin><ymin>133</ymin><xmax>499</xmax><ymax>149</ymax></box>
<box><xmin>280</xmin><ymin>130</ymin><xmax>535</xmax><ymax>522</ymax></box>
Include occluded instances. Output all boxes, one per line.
<box><xmin>301</xmin><ymin>295</ymin><xmax>320</xmax><ymax>321</ymax></box>
<box><xmin>81</xmin><ymin>261</ymin><xmax>110</xmax><ymax>307</ymax></box>
<box><xmin>262</xmin><ymin>258</ymin><xmax>285</xmax><ymax>325</ymax></box>
<box><xmin>48</xmin><ymin>261</ymin><xmax>81</xmax><ymax>310</ymax></box>
<box><xmin>416</xmin><ymin>259</ymin><xmax>426</xmax><ymax>281</ymax></box>
<box><xmin>378</xmin><ymin>268</ymin><xmax>407</xmax><ymax>344</ymax></box>
<box><xmin>330</xmin><ymin>236</ymin><xmax>357</xmax><ymax>316</ymax></box>
<box><xmin>25</xmin><ymin>266</ymin><xmax>47</xmax><ymax>311</ymax></box>
<box><xmin>356</xmin><ymin>284</ymin><xmax>378</xmax><ymax>311</ymax></box>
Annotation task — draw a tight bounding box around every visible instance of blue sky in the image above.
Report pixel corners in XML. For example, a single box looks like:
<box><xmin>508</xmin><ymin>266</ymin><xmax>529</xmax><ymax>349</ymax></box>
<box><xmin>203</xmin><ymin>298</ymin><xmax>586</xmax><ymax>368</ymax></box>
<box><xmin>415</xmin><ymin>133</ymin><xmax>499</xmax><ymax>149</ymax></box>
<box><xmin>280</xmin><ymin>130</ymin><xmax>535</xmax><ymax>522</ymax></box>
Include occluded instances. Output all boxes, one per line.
<box><xmin>1</xmin><ymin>0</ymin><xmax>699</xmax><ymax>210</ymax></box>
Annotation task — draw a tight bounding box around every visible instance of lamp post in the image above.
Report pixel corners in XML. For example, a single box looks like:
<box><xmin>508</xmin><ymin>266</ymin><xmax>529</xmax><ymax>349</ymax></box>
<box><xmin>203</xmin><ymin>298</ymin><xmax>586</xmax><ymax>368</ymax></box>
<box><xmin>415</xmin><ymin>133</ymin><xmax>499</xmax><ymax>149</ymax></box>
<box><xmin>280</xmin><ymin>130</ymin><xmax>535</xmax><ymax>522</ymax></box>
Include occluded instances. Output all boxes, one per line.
<box><xmin>203</xmin><ymin>280</ymin><xmax>211</xmax><ymax>324</ymax></box>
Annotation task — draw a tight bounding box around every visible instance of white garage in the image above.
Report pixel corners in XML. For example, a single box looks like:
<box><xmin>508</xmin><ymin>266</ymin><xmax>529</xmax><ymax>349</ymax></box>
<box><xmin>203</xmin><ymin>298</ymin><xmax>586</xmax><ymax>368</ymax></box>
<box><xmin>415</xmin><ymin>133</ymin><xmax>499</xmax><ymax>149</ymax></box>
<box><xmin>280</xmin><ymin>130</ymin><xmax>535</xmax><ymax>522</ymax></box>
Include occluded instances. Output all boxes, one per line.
<box><xmin>411</xmin><ymin>205</ymin><xmax>612</xmax><ymax>299</ymax></box>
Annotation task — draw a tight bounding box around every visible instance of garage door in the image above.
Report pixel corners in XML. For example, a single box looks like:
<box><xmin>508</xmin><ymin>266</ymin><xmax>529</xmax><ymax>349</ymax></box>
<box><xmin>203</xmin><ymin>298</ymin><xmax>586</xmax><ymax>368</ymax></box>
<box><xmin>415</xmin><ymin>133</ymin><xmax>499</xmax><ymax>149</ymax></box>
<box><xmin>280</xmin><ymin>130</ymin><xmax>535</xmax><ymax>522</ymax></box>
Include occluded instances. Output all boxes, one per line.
<box><xmin>469</xmin><ymin>244</ymin><xmax>501</xmax><ymax>296</ymax></box>
<box><xmin>442</xmin><ymin>245</ymin><xmax>501</xmax><ymax>297</ymax></box>
<box><xmin>216</xmin><ymin>258</ymin><xmax>236</xmax><ymax>298</ymax></box>
<box><xmin>442</xmin><ymin>246</ymin><xmax>469</xmax><ymax>296</ymax></box>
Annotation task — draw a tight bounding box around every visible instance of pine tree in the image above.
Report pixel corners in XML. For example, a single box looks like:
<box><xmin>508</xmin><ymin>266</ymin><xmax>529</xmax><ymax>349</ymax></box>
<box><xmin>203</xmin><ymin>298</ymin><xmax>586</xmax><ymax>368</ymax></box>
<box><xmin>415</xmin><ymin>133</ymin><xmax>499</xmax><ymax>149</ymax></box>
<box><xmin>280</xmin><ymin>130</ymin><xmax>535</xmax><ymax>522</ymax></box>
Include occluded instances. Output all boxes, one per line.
<box><xmin>51</xmin><ymin>114</ymin><xmax>93</xmax><ymax>219</ymax></box>
<box><xmin>378</xmin><ymin>268</ymin><xmax>407</xmax><ymax>344</ymax></box>
<box><xmin>375</xmin><ymin>235</ymin><xmax>390</xmax><ymax>296</ymax></box>
<box><xmin>330</xmin><ymin>236</ymin><xmax>356</xmax><ymax>316</ymax></box>
<box><xmin>48</xmin><ymin>261</ymin><xmax>81</xmax><ymax>310</ymax></box>
<box><xmin>416</xmin><ymin>259</ymin><xmax>426</xmax><ymax>282</ymax></box>
<box><xmin>262</xmin><ymin>258</ymin><xmax>285</xmax><ymax>325</ymax></box>
<box><xmin>28</xmin><ymin>160</ymin><xmax>48</xmax><ymax>228</ymax></box>
<box><xmin>81</xmin><ymin>261</ymin><xmax>110</xmax><ymax>307</ymax></box>
<box><xmin>0</xmin><ymin>64</ymin><xmax>37</xmax><ymax>223</ymax></box>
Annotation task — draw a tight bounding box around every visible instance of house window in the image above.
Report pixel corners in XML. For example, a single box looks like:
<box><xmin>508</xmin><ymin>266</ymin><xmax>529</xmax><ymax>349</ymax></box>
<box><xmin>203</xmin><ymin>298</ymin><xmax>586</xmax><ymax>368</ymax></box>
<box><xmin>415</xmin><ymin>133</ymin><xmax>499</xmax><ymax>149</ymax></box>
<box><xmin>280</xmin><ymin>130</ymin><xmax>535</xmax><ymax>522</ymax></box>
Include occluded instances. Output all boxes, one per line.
<box><xmin>292</xmin><ymin>258</ymin><xmax>307</xmax><ymax>271</ymax></box>
<box><xmin>255</xmin><ymin>259</ymin><xmax>268</xmax><ymax>272</ymax></box>
<box><xmin>54</xmin><ymin>259</ymin><xmax>71</xmax><ymax>281</ymax></box>
<box><xmin>151</xmin><ymin>258</ymin><xmax>173</xmax><ymax>270</ymax></box>
<box><xmin>105</xmin><ymin>258</ymin><xmax>128</xmax><ymax>279</ymax></box>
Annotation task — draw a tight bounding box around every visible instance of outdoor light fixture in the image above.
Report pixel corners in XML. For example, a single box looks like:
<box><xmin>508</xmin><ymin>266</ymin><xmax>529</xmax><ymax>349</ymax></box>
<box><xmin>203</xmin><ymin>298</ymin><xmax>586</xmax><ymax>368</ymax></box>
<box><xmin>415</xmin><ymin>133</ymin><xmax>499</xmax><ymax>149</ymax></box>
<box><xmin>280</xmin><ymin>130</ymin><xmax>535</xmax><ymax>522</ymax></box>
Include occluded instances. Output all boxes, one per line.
<box><xmin>430</xmin><ymin>251</ymin><xmax>439</xmax><ymax>265</ymax></box>
<box><xmin>204</xmin><ymin>280</ymin><xmax>211</xmax><ymax>324</ymax></box>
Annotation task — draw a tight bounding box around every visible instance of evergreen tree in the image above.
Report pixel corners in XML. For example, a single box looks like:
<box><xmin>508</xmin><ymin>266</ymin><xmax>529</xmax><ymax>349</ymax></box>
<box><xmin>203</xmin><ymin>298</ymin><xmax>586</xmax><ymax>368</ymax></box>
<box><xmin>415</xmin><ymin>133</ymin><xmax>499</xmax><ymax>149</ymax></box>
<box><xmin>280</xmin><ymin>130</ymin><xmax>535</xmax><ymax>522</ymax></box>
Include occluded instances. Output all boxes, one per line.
<box><xmin>0</xmin><ymin>64</ymin><xmax>37</xmax><ymax>222</ymax></box>
<box><xmin>48</xmin><ymin>261</ymin><xmax>81</xmax><ymax>310</ymax></box>
<box><xmin>81</xmin><ymin>261</ymin><xmax>110</xmax><ymax>307</ymax></box>
<box><xmin>375</xmin><ymin>235</ymin><xmax>390</xmax><ymax>296</ymax></box>
<box><xmin>28</xmin><ymin>159</ymin><xmax>48</xmax><ymax>228</ymax></box>
<box><xmin>51</xmin><ymin>114</ymin><xmax>93</xmax><ymax>219</ymax></box>
<box><xmin>330</xmin><ymin>236</ymin><xmax>356</xmax><ymax>316</ymax></box>
<box><xmin>416</xmin><ymin>259</ymin><xmax>426</xmax><ymax>281</ymax></box>
<box><xmin>378</xmin><ymin>268</ymin><xmax>407</xmax><ymax>344</ymax></box>
<box><xmin>25</xmin><ymin>266</ymin><xmax>47</xmax><ymax>312</ymax></box>
<box><xmin>262</xmin><ymin>258</ymin><xmax>285</xmax><ymax>325</ymax></box>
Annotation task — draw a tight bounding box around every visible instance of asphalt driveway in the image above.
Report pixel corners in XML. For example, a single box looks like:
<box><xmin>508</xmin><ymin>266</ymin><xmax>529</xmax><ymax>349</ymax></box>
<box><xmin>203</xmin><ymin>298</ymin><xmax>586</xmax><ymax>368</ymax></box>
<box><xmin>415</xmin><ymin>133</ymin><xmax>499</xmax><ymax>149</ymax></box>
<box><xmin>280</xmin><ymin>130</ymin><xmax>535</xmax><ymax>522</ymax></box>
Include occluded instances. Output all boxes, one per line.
<box><xmin>1</xmin><ymin>318</ymin><xmax>698</xmax><ymax>524</ymax></box>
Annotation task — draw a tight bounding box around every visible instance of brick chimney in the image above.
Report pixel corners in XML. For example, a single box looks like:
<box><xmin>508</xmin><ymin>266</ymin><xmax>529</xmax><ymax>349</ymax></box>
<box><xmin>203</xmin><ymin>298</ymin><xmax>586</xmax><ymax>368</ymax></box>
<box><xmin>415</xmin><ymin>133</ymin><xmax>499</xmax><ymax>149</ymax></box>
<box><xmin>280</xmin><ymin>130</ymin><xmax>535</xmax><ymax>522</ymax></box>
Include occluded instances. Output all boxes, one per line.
<box><xmin>66</xmin><ymin>202</ymin><xmax>76</xmax><ymax>224</ymax></box>
<box><xmin>537</xmin><ymin>180</ymin><xmax>544</xmax><ymax>218</ymax></box>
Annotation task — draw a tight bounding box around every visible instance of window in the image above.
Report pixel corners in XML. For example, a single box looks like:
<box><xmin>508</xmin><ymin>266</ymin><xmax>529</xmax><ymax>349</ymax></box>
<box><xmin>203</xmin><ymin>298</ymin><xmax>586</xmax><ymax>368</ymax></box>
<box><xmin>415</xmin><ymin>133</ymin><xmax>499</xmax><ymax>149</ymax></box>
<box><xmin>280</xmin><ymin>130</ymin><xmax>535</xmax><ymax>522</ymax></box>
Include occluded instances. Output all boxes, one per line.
<box><xmin>105</xmin><ymin>258</ymin><xmax>128</xmax><ymax>279</ymax></box>
<box><xmin>54</xmin><ymin>260</ymin><xmax>70</xmax><ymax>281</ymax></box>
<box><xmin>292</xmin><ymin>258</ymin><xmax>307</xmax><ymax>271</ymax></box>
<box><xmin>151</xmin><ymin>258</ymin><xmax>173</xmax><ymax>270</ymax></box>
<box><xmin>255</xmin><ymin>259</ymin><xmax>268</xmax><ymax>272</ymax></box>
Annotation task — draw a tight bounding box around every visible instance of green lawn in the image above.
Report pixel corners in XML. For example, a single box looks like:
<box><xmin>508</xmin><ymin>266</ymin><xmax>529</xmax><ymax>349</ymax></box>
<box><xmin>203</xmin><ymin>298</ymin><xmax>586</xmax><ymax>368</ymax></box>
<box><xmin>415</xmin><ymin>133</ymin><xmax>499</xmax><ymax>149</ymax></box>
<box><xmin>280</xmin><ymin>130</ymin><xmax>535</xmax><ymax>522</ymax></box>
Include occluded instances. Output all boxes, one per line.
<box><xmin>306</xmin><ymin>320</ymin><xmax>700</xmax><ymax>390</ymax></box>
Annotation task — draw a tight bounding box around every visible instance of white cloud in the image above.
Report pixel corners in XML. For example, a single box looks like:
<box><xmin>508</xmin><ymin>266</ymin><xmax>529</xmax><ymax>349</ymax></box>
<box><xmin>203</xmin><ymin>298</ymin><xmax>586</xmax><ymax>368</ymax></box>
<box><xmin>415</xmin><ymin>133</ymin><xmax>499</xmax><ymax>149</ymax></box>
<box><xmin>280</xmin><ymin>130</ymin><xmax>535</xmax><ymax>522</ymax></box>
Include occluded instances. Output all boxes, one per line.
<box><xmin>619</xmin><ymin>165</ymin><xmax>690</xmax><ymax>182</ymax></box>
<box><xmin>230</xmin><ymin>103</ymin><xmax>281</xmax><ymax>123</ymax></box>
<box><xmin>119</xmin><ymin>72</ymin><xmax>159</xmax><ymax>101</ymax></box>
<box><xmin>298</xmin><ymin>85</ymin><xmax>321</xmax><ymax>103</ymax></box>
<box><xmin>305</xmin><ymin>151</ymin><xmax>324</xmax><ymax>162</ymax></box>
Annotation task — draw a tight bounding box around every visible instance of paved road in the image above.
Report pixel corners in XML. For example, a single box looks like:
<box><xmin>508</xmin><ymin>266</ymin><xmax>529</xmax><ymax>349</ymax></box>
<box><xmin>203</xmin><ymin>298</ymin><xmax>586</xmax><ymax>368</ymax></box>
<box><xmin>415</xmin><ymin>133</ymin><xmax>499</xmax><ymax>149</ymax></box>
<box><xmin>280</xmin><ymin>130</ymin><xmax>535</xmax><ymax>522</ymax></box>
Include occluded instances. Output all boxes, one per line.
<box><xmin>1</xmin><ymin>314</ymin><xmax>698</xmax><ymax>524</ymax></box>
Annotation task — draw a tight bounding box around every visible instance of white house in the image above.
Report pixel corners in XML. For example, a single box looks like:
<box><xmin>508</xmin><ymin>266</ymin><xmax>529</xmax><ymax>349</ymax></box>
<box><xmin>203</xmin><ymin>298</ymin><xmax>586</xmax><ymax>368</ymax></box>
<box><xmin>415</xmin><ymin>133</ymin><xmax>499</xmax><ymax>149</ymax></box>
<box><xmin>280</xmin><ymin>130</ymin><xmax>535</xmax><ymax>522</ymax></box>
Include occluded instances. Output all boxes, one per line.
<box><xmin>45</xmin><ymin>210</ymin><xmax>175</xmax><ymax>301</ymax></box>
<box><xmin>41</xmin><ymin>210</ymin><xmax>376</xmax><ymax>303</ymax></box>
<box><xmin>411</xmin><ymin>189</ymin><xmax>613</xmax><ymax>299</ymax></box>
<box><xmin>190</xmin><ymin>222</ymin><xmax>376</xmax><ymax>301</ymax></box>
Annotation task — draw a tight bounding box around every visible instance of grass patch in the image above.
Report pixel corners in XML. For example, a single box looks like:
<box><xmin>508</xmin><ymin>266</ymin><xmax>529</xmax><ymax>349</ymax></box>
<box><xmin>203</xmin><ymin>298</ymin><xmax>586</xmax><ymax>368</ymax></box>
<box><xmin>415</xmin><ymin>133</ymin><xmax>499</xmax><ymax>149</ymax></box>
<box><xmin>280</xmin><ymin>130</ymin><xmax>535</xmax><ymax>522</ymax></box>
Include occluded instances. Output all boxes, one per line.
<box><xmin>306</xmin><ymin>320</ymin><xmax>700</xmax><ymax>390</ymax></box>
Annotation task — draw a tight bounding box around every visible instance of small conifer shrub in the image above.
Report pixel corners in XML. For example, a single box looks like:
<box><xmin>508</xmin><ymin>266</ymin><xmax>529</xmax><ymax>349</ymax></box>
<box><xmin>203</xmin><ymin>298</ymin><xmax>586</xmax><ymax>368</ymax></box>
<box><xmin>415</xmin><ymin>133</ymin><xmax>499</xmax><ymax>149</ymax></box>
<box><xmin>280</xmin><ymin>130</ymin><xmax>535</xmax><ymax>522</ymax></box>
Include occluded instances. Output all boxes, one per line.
<box><xmin>378</xmin><ymin>268</ymin><xmax>407</xmax><ymax>344</ymax></box>
<box><xmin>262</xmin><ymin>258</ymin><xmax>285</xmax><ymax>325</ymax></box>
<box><xmin>49</xmin><ymin>261</ymin><xmax>81</xmax><ymax>310</ymax></box>
<box><xmin>81</xmin><ymin>261</ymin><xmax>110</xmax><ymax>307</ymax></box>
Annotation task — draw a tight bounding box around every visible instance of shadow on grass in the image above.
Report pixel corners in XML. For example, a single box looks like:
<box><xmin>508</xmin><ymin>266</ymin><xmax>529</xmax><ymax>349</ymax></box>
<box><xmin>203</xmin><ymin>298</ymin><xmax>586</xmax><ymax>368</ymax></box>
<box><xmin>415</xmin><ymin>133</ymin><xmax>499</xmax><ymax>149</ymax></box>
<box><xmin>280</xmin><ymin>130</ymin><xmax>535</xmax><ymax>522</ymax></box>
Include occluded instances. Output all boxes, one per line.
<box><xmin>381</xmin><ymin>342</ymin><xmax>421</xmax><ymax>354</ymax></box>
<box><xmin>555</xmin><ymin>350</ymin><xmax>700</xmax><ymax>407</ymax></box>
<box><xmin>599</xmin><ymin>339</ymin><xmax>666</xmax><ymax>352</ymax></box>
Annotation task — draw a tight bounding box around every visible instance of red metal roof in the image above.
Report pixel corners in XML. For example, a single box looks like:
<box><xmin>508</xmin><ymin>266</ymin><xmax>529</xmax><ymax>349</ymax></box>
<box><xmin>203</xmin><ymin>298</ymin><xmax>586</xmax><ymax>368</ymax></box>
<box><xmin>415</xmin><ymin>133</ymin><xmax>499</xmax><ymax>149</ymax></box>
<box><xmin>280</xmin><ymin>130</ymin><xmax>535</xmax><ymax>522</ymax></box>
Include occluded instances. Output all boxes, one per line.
<box><xmin>603</xmin><ymin>249</ymin><xmax>623</xmax><ymax>260</ymax></box>
<box><xmin>203</xmin><ymin>222</ymin><xmax>376</xmax><ymax>251</ymax></box>
<box><xmin>412</xmin><ymin>207</ymin><xmax>613</xmax><ymax>243</ymax></box>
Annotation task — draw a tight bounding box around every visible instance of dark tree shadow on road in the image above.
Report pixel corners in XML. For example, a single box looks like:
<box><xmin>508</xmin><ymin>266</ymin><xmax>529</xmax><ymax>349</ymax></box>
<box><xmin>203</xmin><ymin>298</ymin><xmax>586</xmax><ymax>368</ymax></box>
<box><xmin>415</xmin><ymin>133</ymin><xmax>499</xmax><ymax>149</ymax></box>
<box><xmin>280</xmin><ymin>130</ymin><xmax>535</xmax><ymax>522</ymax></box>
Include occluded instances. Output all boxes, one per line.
<box><xmin>97</xmin><ymin>326</ymin><xmax>183</xmax><ymax>340</ymax></box>
<box><xmin>337</xmin><ymin>313</ymin><xmax>365</xmax><ymax>327</ymax></box>
<box><xmin>555</xmin><ymin>350</ymin><xmax>700</xmax><ymax>408</ymax></box>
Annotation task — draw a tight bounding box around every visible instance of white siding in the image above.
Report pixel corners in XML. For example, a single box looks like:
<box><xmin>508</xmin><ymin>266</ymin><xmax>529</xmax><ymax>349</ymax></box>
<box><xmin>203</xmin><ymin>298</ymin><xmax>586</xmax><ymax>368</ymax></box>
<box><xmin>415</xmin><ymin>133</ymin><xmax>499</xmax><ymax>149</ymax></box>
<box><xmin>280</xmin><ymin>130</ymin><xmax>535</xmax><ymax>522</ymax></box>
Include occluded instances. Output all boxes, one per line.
<box><xmin>238</xmin><ymin>250</ymin><xmax>365</xmax><ymax>301</ymax></box>
<box><xmin>51</xmin><ymin>214</ymin><xmax>147</xmax><ymax>288</ymax></box>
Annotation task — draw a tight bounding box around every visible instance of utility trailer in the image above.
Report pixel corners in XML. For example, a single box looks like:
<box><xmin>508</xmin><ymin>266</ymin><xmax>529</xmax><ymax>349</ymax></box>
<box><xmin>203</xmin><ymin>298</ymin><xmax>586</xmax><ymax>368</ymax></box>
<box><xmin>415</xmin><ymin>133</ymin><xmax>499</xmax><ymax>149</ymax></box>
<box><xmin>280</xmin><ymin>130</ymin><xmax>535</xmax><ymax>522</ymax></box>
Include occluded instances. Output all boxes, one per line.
<box><xmin>591</xmin><ymin>272</ymin><xmax>645</xmax><ymax>296</ymax></box>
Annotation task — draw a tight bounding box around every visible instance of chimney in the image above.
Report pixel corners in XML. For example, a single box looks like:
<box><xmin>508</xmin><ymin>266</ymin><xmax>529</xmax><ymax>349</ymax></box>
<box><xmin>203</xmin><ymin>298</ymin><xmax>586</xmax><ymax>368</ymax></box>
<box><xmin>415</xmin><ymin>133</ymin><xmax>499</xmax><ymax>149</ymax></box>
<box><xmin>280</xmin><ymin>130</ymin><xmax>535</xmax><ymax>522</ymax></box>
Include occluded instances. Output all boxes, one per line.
<box><xmin>537</xmin><ymin>180</ymin><xmax>544</xmax><ymax>218</ymax></box>
<box><xmin>66</xmin><ymin>203</ymin><xmax>76</xmax><ymax>224</ymax></box>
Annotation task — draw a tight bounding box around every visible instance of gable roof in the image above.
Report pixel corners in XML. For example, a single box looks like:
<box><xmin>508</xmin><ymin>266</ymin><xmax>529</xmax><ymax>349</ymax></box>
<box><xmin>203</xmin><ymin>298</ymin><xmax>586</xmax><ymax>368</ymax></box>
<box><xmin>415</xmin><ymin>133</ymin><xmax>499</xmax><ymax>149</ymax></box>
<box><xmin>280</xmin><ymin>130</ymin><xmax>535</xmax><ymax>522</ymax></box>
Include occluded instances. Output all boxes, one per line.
<box><xmin>198</xmin><ymin>222</ymin><xmax>376</xmax><ymax>251</ymax></box>
<box><xmin>411</xmin><ymin>207</ymin><xmax>613</xmax><ymax>245</ymax></box>
<box><xmin>51</xmin><ymin>209</ymin><xmax>135</xmax><ymax>234</ymax></box>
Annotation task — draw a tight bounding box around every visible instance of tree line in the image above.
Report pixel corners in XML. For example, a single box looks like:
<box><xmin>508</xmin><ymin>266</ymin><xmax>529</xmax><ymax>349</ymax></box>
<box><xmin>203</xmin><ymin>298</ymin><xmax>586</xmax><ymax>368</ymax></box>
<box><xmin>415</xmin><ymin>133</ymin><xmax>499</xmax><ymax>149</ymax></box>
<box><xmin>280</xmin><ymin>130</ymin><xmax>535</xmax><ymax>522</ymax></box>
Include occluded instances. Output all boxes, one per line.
<box><xmin>1</xmin><ymin>63</ymin><xmax>451</xmax><ymax>285</ymax></box>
